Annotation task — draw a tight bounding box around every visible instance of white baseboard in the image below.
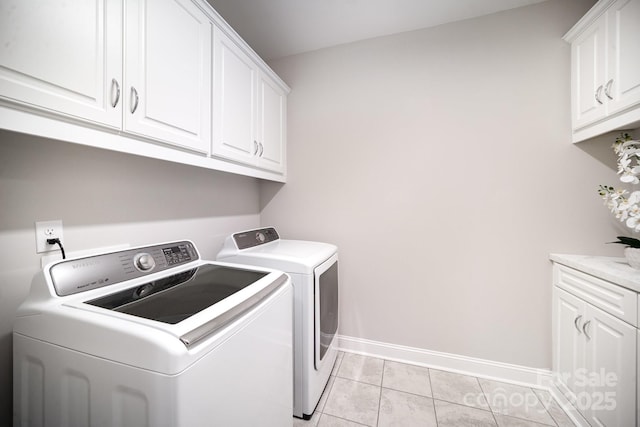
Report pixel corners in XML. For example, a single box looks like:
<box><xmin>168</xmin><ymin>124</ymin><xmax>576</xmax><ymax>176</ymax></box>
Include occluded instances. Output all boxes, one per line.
<box><xmin>336</xmin><ymin>334</ymin><xmax>552</xmax><ymax>389</ymax></box>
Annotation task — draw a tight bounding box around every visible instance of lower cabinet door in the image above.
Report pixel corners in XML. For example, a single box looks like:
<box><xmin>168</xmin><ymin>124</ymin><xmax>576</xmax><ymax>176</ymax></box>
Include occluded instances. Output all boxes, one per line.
<box><xmin>583</xmin><ymin>304</ymin><xmax>636</xmax><ymax>427</ymax></box>
<box><xmin>553</xmin><ymin>288</ymin><xmax>586</xmax><ymax>397</ymax></box>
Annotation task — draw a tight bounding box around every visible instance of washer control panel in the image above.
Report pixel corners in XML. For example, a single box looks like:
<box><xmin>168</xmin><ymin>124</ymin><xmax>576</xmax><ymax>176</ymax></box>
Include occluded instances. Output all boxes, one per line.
<box><xmin>233</xmin><ymin>227</ymin><xmax>279</xmax><ymax>250</ymax></box>
<box><xmin>49</xmin><ymin>241</ymin><xmax>199</xmax><ymax>296</ymax></box>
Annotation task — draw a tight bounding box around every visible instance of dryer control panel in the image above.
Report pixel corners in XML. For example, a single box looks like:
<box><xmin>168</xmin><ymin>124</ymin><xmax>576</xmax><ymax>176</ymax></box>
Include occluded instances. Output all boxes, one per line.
<box><xmin>233</xmin><ymin>227</ymin><xmax>279</xmax><ymax>250</ymax></box>
<box><xmin>49</xmin><ymin>241</ymin><xmax>199</xmax><ymax>296</ymax></box>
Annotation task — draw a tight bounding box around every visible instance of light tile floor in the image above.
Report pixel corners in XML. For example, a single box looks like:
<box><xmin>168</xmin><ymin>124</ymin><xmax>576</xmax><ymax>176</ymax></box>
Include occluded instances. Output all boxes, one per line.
<box><xmin>294</xmin><ymin>352</ymin><xmax>576</xmax><ymax>427</ymax></box>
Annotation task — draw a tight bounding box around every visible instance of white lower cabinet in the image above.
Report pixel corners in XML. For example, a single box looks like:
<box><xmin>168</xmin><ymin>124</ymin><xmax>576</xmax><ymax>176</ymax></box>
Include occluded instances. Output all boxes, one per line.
<box><xmin>554</xmin><ymin>288</ymin><xmax>585</xmax><ymax>398</ymax></box>
<box><xmin>552</xmin><ymin>262</ymin><xmax>638</xmax><ymax>427</ymax></box>
<box><xmin>583</xmin><ymin>303</ymin><xmax>636</xmax><ymax>426</ymax></box>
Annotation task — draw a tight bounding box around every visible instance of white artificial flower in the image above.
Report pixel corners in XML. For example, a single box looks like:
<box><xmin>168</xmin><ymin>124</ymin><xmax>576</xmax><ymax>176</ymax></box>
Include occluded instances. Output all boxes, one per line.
<box><xmin>628</xmin><ymin>191</ymin><xmax>640</xmax><ymax>204</ymax></box>
<box><xmin>620</xmin><ymin>174</ymin><xmax>640</xmax><ymax>184</ymax></box>
<box><xmin>626</xmin><ymin>216</ymin><xmax>640</xmax><ymax>232</ymax></box>
<box><xmin>600</xmin><ymin>136</ymin><xmax>640</xmax><ymax>234</ymax></box>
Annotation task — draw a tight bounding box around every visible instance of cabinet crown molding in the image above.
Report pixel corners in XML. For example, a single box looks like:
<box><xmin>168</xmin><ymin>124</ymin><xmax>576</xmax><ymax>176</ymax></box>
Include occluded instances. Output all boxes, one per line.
<box><xmin>563</xmin><ymin>0</ymin><xmax>616</xmax><ymax>42</ymax></box>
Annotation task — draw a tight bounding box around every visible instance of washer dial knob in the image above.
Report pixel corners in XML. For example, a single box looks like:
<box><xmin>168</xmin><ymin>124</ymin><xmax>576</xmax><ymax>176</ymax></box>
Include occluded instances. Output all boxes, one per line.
<box><xmin>256</xmin><ymin>232</ymin><xmax>266</xmax><ymax>243</ymax></box>
<box><xmin>134</xmin><ymin>253</ymin><xmax>156</xmax><ymax>271</ymax></box>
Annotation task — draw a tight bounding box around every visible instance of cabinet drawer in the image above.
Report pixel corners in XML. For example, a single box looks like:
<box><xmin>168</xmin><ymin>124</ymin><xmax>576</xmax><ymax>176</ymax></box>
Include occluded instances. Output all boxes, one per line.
<box><xmin>555</xmin><ymin>264</ymin><xmax>637</xmax><ymax>327</ymax></box>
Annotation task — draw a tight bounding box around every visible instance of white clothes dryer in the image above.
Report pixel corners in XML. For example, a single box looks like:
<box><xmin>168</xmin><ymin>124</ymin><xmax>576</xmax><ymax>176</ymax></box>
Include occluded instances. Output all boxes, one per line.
<box><xmin>217</xmin><ymin>227</ymin><xmax>339</xmax><ymax>420</ymax></box>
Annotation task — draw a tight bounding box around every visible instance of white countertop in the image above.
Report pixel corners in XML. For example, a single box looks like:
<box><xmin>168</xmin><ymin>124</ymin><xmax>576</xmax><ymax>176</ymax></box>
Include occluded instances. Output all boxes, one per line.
<box><xmin>550</xmin><ymin>254</ymin><xmax>640</xmax><ymax>293</ymax></box>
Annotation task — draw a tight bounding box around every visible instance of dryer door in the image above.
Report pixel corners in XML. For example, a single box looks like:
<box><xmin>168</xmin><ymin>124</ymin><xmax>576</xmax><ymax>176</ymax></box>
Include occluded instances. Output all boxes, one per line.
<box><xmin>314</xmin><ymin>253</ymin><xmax>338</xmax><ymax>369</ymax></box>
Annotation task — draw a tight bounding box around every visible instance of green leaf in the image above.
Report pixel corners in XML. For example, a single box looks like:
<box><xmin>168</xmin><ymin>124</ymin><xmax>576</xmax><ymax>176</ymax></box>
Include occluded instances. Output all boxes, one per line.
<box><xmin>608</xmin><ymin>236</ymin><xmax>640</xmax><ymax>248</ymax></box>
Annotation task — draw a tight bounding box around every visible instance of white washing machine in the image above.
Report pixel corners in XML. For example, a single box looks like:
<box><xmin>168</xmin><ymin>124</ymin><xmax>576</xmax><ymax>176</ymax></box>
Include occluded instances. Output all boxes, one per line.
<box><xmin>13</xmin><ymin>240</ymin><xmax>293</xmax><ymax>427</ymax></box>
<box><xmin>217</xmin><ymin>227</ymin><xmax>339</xmax><ymax>420</ymax></box>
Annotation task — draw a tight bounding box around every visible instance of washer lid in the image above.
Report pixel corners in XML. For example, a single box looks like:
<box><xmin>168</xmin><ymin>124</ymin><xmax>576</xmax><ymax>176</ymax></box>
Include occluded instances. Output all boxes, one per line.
<box><xmin>218</xmin><ymin>239</ymin><xmax>337</xmax><ymax>274</ymax></box>
<box><xmin>85</xmin><ymin>264</ymin><xmax>268</xmax><ymax>325</ymax></box>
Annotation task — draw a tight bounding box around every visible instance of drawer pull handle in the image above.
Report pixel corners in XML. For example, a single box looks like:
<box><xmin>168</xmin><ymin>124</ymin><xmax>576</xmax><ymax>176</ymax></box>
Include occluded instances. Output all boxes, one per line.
<box><xmin>582</xmin><ymin>320</ymin><xmax>592</xmax><ymax>340</ymax></box>
<box><xmin>595</xmin><ymin>85</ymin><xmax>604</xmax><ymax>104</ymax></box>
<box><xmin>131</xmin><ymin>86</ymin><xmax>139</xmax><ymax>114</ymax></box>
<box><xmin>253</xmin><ymin>140</ymin><xmax>259</xmax><ymax>155</ymax></box>
<box><xmin>111</xmin><ymin>78</ymin><xmax>120</xmax><ymax>108</ymax></box>
<box><xmin>574</xmin><ymin>315</ymin><xmax>583</xmax><ymax>334</ymax></box>
<box><xmin>605</xmin><ymin>79</ymin><xmax>614</xmax><ymax>100</ymax></box>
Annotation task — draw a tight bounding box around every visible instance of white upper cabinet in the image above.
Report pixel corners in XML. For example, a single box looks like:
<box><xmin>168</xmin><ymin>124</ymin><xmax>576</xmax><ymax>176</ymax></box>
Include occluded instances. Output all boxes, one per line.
<box><xmin>570</xmin><ymin>13</ymin><xmax>607</xmax><ymax>129</ymax></box>
<box><xmin>0</xmin><ymin>0</ymin><xmax>288</xmax><ymax>181</ymax></box>
<box><xmin>564</xmin><ymin>0</ymin><xmax>640</xmax><ymax>142</ymax></box>
<box><xmin>606</xmin><ymin>0</ymin><xmax>640</xmax><ymax>116</ymax></box>
<box><xmin>124</xmin><ymin>0</ymin><xmax>211</xmax><ymax>153</ymax></box>
<box><xmin>0</xmin><ymin>0</ymin><xmax>211</xmax><ymax>153</ymax></box>
<box><xmin>0</xmin><ymin>0</ymin><xmax>122</xmax><ymax>128</ymax></box>
<box><xmin>212</xmin><ymin>26</ymin><xmax>257</xmax><ymax>165</ymax></box>
<box><xmin>212</xmin><ymin>27</ymin><xmax>288</xmax><ymax>174</ymax></box>
<box><xmin>257</xmin><ymin>71</ymin><xmax>286</xmax><ymax>173</ymax></box>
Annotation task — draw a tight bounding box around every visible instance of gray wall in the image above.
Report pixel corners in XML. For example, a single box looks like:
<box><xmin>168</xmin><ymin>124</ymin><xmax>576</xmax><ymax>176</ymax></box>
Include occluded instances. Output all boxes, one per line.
<box><xmin>0</xmin><ymin>130</ymin><xmax>261</xmax><ymax>423</ymax></box>
<box><xmin>260</xmin><ymin>0</ymin><xmax>627</xmax><ymax>370</ymax></box>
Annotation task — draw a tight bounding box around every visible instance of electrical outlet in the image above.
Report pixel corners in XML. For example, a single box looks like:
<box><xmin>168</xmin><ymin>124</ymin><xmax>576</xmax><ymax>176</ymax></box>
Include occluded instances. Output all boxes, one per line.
<box><xmin>35</xmin><ymin>220</ymin><xmax>64</xmax><ymax>253</ymax></box>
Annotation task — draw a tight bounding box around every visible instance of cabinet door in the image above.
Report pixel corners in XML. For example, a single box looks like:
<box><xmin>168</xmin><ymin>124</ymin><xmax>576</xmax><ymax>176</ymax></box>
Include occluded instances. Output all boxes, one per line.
<box><xmin>583</xmin><ymin>304</ymin><xmax>636</xmax><ymax>427</ymax></box>
<box><xmin>125</xmin><ymin>0</ymin><xmax>211</xmax><ymax>153</ymax></box>
<box><xmin>0</xmin><ymin>0</ymin><xmax>122</xmax><ymax>127</ymax></box>
<box><xmin>571</xmin><ymin>13</ymin><xmax>607</xmax><ymax>129</ymax></box>
<box><xmin>553</xmin><ymin>288</ymin><xmax>586</xmax><ymax>397</ymax></box>
<box><xmin>606</xmin><ymin>0</ymin><xmax>640</xmax><ymax>116</ymax></box>
<box><xmin>212</xmin><ymin>26</ymin><xmax>257</xmax><ymax>164</ymax></box>
<box><xmin>256</xmin><ymin>72</ymin><xmax>286</xmax><ymax>173</ymax></box>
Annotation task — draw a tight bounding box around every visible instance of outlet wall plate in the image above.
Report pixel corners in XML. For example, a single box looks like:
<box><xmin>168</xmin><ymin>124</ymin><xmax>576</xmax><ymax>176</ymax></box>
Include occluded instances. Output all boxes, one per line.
<box><xmin>35</xmin><ymin>220</ymin><xmax>64</xmax><ymax>253</ymax></box>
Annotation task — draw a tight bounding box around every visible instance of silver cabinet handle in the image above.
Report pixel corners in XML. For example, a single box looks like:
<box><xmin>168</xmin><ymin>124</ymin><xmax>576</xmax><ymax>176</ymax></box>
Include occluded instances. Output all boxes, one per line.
<box><xmin>582</xmin><ymin>320</ymin><xmax>592</xmax><ymax>340</ymax></box>
<box><xmin>595</xmin><ymin>85</ymin><xmax>604</xmax><ymax>104</ymax></box>
<box><xmin>605</xmin><ymin>79</ymin><xmax>614</xmax><ymax>100</ymax></box>
<box><xmin>253</xmin><ymin>140</ymin><xmax>259</xmax><ymax>155</ymax></box>
<box><xmin>574</xmin><ymin>315</ymin><xmax>583</xmax><ymax>334</ymax></box>
<box><xmin>258</xmin><ymin>142</ymin><xmax>264</xmax><ymax>157</ymax></box>
<box><xmin>130</xmin><ymin>86</ymin><xmax>139</xmax><ymax>114</ymax></box>
<box><xmin>111</xmin><ymin>78</ymin><xmax>120</xmax><ymax>108</ymax></box>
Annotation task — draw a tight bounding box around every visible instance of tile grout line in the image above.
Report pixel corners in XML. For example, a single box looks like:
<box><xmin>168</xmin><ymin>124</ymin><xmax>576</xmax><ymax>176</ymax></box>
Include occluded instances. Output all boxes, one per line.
<box><xmin>318</xmin><ymin>352</ymin><xmax>344</xmax><ymax>424</ymax></box>
<box><xmin>427</xmin><ymin>367</ymin><xmax>440</xmax><ymax>427</ymax></box>
<box><xmin>476</xmin><ymin>378</ymin><xmax>558</xmax><ymax>427</ymax></box>
<box><xmin>326</xmin><ymin>413</ymin><xmax>371</xmax><ymax>426</ymax></box>
<box><xmin>532</xmin><ymin>388</ymin><xmax>567</xmax><ymax>427</ymax></box>
<box><xmin>375</xmin><ymin>359</ymin><xmax>385</xmax><ymax>427</ymax></box>
<box><xmin>476</xmin><ymin>375</ymin><xmax>499</xmax><ymax>427</ymax></box>
<box><xmin>527</xmin><ymin>385</ymin><xmax>560</xmax><ymax>427</ymax></box>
